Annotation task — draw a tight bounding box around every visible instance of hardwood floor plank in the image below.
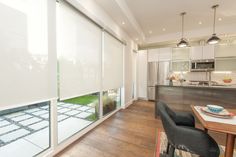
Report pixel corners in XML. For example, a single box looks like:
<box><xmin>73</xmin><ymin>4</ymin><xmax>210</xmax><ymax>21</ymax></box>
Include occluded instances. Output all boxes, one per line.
<box><xmin>93</xmin><ymin>124</ymin><xmax>155</xmax><ymax>150</ymax></box>
<box><xmin>61</xmin><ymin>142</ymin><xmax>117</xmax><ymax>157</ymax></box>
<box><xmin>80</xmin><ymin>131</ymin><xmax>153</xmax><ymax>157</ymax></box>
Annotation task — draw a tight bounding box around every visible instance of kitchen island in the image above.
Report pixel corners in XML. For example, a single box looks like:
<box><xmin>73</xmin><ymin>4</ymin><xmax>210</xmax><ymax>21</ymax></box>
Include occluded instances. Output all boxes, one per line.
<box><xmin>155</xmin><ymin>84</ymin><xmax>236</xmax><ymax>116</ymax></box>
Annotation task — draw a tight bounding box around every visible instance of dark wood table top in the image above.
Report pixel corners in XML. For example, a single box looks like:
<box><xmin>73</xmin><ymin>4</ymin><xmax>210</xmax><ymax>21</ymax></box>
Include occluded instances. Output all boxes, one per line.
<box><xmin>191</xmin><ymin>105</ymin><xmax>236</xmax><ymax>135</ymax></box>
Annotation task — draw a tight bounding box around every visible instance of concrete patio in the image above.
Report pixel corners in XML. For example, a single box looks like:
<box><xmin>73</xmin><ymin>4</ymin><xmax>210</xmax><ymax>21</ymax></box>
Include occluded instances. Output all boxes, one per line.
<box><xmin>0</xmin><ymin>102</ymin><xmax>95</xmax><ymax>157</ymax></box>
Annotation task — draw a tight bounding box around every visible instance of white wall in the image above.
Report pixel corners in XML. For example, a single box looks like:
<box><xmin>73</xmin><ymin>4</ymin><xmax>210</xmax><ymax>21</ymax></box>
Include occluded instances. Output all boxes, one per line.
<box><xmin>124</xmin><ymin>40</ymin><xmax>133</xmax><ymax>105</ymax></box>
<box><xmin>137</xmin><ymin>50</ymin><xmax>148</xmax><ymax>99</ymax></box>
<box><xmin>66</xmin><ymin>0</ymin><xmax>137</xmax><ymax>107</ymax></box>
<box><xmin>132</xmin><ymin>51</ymin><xmax>138</xmax><ymax>100</ymax></box>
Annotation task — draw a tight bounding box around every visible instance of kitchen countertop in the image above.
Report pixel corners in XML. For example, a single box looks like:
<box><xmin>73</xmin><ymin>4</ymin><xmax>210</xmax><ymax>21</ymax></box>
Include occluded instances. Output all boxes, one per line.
<box><xmin>156</xmin><ymin>84</ymin><xmax>236</xmax><ymax>90</ymax></box>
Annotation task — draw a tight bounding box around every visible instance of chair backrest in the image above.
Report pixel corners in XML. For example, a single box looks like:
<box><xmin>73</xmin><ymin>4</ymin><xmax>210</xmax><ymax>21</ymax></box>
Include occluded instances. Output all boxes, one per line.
<box><xmin>158</xmin><ymin>101</ymin><xmax>177</xmax><ymax>145</ymax></box>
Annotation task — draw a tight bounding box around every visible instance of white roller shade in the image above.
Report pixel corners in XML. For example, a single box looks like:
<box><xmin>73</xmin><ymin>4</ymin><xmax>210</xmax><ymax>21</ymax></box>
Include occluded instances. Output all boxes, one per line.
<box><xmin>0</xmin><ymin>0</ymin><xmax>57</xmax><ymax>109</ymax></box>
<box><xmin>57</xmin><ymin>2</ymin><xmax>102</xmax><ymax>100</ymax></box>
<box><xmin>103</xmin><ymin>33</ymin><xmax>124</xmax><ymax>91</ymax></box>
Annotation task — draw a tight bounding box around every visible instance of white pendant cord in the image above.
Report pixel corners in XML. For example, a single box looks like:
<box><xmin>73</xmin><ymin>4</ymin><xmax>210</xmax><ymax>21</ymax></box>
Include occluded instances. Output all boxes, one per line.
<box><xmin>181</xmin><ymin>12</ymin><xmax>186</xmax><ymax>39</ymax></box>
<box><xmin>182</xmin><ymin>14</ymin><xmax>184</xmax><ymax>38</ymax></box>
<box><xmin>212</xmin><ymin>5</ymin><xmax>219</xmax><ymax>34</ymax></box>
<box><xmin>213</xmin><ymin>6</ymin><xmax>216</xmax><ymax>34</ymax></box>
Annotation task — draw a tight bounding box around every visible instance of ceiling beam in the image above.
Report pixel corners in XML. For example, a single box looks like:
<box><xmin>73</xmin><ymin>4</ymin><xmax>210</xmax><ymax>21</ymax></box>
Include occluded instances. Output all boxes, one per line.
<box><xmin>114</xmin><ymin>0</ymin><xmax>146</xmax><ymax>41</ymax></box>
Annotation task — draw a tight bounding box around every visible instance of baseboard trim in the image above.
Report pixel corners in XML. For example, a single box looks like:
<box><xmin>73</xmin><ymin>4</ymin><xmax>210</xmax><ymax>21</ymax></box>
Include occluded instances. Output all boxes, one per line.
<box><xmin>137</xmin><ymin>97</ymin><xmax>148</xmax><ymax>101</ymax></box>
<box><xmin>123</xmin><ymin>99</ymin><xmax>135</xmax><ymax>109</ymax></box>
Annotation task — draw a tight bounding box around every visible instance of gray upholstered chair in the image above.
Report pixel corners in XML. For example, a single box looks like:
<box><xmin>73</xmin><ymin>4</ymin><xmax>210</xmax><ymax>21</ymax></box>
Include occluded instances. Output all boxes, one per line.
<box><xmin>158</xmin><ymin>101</ymin><xmax>220</xmax><ymax>157</ymax></box>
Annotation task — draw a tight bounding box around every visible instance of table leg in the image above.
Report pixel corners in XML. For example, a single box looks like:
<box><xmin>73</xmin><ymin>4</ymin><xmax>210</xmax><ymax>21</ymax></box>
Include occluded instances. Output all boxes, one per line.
<box><xmin>225</xmin><ymin>134</ymin><xmax>235</xmax><ymax>157</ymax></box>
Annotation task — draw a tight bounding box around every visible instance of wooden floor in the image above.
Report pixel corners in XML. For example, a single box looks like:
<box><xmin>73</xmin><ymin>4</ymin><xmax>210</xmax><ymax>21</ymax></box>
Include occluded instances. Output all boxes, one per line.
<box><xmin>56</xmin><ymin>100</ymin><xmax>230</xmax><ymax>157</ymax></box>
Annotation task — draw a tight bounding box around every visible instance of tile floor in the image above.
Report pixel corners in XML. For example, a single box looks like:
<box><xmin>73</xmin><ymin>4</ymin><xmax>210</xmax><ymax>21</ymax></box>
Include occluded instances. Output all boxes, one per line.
<box><xmin>0</xmin><ymin>102</ymin><xmax>95</xmax><ymax>157</ymax></box>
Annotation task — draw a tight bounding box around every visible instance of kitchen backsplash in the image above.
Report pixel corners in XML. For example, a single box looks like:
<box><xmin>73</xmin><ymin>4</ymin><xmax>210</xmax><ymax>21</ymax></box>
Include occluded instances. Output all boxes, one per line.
<box><xmin>184</xmin><ymin>72</ymin><xmax>208</xmax><ymax>81</ymax></box>
<box><xmin>179</xmin><ymin>71</ymin><xmax>236</xmax><ymax>85</ymax></box>
<box><xmin>211</xmin><ymin>71</ymin><xmax>236</xmax><ymax>84</ymax></box>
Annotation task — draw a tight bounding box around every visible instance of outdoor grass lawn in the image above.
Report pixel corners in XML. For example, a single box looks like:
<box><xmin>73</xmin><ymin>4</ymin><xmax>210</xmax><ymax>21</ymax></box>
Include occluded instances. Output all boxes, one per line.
<box><xmin>63</xmin><ymin>95</ymin><xmax>98</xmax><ymax>105</ymax></box>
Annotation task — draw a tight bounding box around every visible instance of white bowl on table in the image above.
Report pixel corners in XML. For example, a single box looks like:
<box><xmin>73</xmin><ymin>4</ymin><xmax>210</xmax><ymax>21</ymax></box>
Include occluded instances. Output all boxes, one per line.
<box><xmin>207</xmin><ymin>105</ymin><xmax>224</xmax><ymax>113</ymax></box>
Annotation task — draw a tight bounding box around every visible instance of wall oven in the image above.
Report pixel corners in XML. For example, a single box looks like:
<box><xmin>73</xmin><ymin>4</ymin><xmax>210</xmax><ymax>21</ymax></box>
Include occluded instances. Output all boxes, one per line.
<box><xmin>191</xmin><ymin>60</ymin><xmax>215</xmax><ymax>72</ymax></box>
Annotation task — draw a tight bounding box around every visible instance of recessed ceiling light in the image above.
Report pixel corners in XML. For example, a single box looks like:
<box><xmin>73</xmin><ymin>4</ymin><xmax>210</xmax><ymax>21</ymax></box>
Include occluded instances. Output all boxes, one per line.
<box><xmin>135</xmin><ymin>38</ymin><xmax>139</xmax><ymax>41</ymax></box>
<box><xmin>122</xmin><ymin>21</ymin><xmax>125</xmax><ymax>25</ymax></box>
<box><xmin>149</xmin><ymin>30</ymin><xmax>153</xmax><ymax>34</ymax></box>
<box><xmin>162</xmin><ymin>28</ymin><xmax>166</xmax><ymax>31</ymax></box>
<box><xmin>218</xmin><ymin>17</ymin><xmax>222</xmax><ymax>21</ymax></box>
<box><xmin>198</xmin><ymin>21</ymin><xmax>202</xmax><ymax>25</ymax></box>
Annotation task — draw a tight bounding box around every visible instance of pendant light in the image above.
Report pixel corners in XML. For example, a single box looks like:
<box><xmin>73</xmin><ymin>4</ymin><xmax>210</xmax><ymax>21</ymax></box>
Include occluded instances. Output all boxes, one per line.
<box><xmin>207</xmin><ymin>5</ymin><xmax>221</xmax><ymax>44</ymax></box>
<box><xmin>177</xmin><ymin>12</ymin><xmax>189</xmax><ymax>48</ymax></box>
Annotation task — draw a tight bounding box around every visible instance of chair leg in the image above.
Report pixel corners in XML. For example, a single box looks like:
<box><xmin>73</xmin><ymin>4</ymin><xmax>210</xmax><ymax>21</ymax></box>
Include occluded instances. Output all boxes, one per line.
<box><xmin>168</xmin><ymin>145</ymin><xmax>175</xmax><ymax>157</ymax></box>
<box><xmin>159</xmin><ymin>142</ymin><xmax>170</xmax><ymax>157</ymax></box>
<box><xmin>166</xmin><ymin>142</ymin><xmax>170</xmax><ymax>154</ymax></box>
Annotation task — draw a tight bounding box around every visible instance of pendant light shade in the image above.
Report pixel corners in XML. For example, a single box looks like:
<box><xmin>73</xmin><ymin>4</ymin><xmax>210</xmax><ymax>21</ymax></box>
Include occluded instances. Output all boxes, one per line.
<box><xmin>177</xmin><ymin>12</ymin><xmax>189</xmax><ymax>47</ymax></box>
<box><xmin>177</xmin><ymin>38</ymin><xmax>189</xmax><ymax>48</ymax></box>
<box><xmin>207</xmin><ymin>33</ymin><xmax>221</xmax><ymax>44</ymax></box>
<box><xmin>207</xmin><ymin>5</ymin><xmax>221</xmax><ymax>44</ymax></box>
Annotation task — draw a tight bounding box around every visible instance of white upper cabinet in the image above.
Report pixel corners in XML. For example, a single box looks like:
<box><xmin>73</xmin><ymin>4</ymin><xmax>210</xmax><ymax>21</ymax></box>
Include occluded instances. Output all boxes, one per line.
<box><xmin>190</xmin><ymin>46</ymin><xmax>203</xmax><ymax>60</ymax></box>
<box><xmin>215</xmin><ymin>44</ymin><xmax>236</xmax><ymax>58</ymax></box>
<box><xmin>191</xmin><ymin>45</ymin><xmax>215</xmax><ymax>60</ymax></box>
<box><xmin>148</xmin><ymin>48</ymin><xmax>171</xmax><ymax>62</ymax></box>
<box><xmin>215</xmin><ymin>58</ymin><xmax>236</xmax><ymax>71</ymax></box>
<box><xmin>148</xmin><ymin>48</ymin><xmax>159</xmax><ymax>62</ymax></box>
<box><xmin>172</xmin><ymin>47</ymin><xmax>190</xmax><ymax>60</ymax></box>
<box><xmin>202</xmin><ymin>45</ymin><xmax>215</xmax><ymax>59</ymax></box>
<box><xmin>158</xmin><ymin>48</ymin><xmax>172</xmax><ymax>61</ymax></box>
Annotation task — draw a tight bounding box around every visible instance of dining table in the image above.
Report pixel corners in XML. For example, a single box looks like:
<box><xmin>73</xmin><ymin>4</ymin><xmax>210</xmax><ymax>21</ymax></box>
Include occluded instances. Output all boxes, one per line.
<box><xmin>191</xmin><ymin>105</ymin><xmax>236</xmax><ymax>157</ymax></box>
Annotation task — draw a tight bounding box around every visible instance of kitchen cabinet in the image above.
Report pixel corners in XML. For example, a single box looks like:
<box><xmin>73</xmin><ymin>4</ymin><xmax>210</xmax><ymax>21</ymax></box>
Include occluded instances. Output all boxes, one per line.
<box><xmin>148</xmin><ymin>48</ymin><xmax>159</xmax><ymax>62</ymax></box>
<box><xmin>148</xmin><ymin>48</ymin><xmax>171</xmax><ymax>62</ymax></box>
<box><xmin>215</xmin><ymin>58</ymin><xmax>236</xmax><ymax>71</ymax></box>
<box><xmin>202</xmin><ymin>45</ymin><xmax>215</xmax><ymax>59</ymax></box>
<box><xmin>158</xmin><ymin>48</ymin><xmax>172</xmax><ymax>61</ymax></box>
<box><xmin>190</xmin><ymin>46</ymin><xmax>202</xmax><ymax>60</ymax></box>
<box><xmin>190</xmin><ymin>45</ymin><xmax>214</xmax><ymax>60</ymax></box>
<box><xmin>171</xmin><ymin>61</ymin><xmax>190</xmax><ymax>72</ymax></box>
<box><xmin>215</xmin><ymin>44</ymin><xmax>236</xmax><ymax>58</ymax></box>
<box><xmin>172</xmin><ymin>47</ymin><xmax>190</xmax><ymax>60</ymax></box>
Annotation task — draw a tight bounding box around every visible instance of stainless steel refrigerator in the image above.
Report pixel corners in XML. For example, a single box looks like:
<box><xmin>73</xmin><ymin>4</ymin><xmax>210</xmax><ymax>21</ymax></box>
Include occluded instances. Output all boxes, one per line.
<box><xmin>147</xmin><ymin>62</ymin><xmax>158</xmax><ymax>100</ymax></box>
<box><xmin>158</xmin><ymin>61</ymin><xmax>170</xmax><ymax>85</ymax></box>
<box><xmin>147</xmin><ymin>61</ymin><xmax>169</xmax><ymax>100</ymax></box>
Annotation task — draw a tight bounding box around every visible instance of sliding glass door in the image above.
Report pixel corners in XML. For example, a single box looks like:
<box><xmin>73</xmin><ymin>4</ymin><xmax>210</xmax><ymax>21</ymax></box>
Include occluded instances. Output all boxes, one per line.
<box><xmin>102</xmin><ymin>32</ymin><xmax>124</xmax><ymax>115</ymax></box>
<box><xmin>57</xmin><ymin>93</ymin><xmax>99</xmax><ymax>143</ymax></box>
<box><xmin>0</xmin><ymin>0</ymin><xmax>56</xmax><ymax>156</ymax></box>
<box><xmin>56</xmin><ymin>1</ymin><xmax>102</xmax><ymax>143</ymax></box>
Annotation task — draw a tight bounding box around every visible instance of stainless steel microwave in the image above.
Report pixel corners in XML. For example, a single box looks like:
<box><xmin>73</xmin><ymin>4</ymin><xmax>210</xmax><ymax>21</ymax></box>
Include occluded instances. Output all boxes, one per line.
<box><xmin>191</xmin><ymin>60</ymin><xmax>215</xmax><ymax>72</ymax></box>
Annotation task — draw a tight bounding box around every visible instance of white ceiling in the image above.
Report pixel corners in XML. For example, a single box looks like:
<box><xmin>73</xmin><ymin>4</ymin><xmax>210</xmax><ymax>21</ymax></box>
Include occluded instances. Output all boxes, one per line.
<box><xmin>95</xmin><ymin>0</ymin><xmax>236</xmax><ymax>44</ymax></box>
